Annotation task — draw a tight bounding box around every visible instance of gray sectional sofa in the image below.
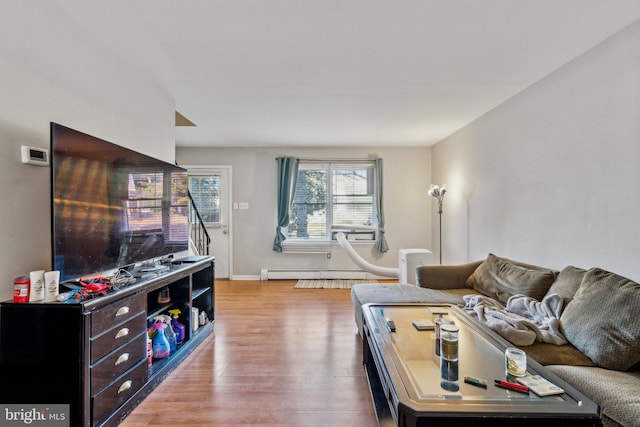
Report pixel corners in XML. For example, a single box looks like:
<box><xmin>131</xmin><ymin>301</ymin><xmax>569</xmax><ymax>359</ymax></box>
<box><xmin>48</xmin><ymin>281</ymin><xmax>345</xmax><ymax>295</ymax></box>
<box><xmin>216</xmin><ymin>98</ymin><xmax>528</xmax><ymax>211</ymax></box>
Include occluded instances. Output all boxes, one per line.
<box><xmin>351</xmin><ymin>253</ymin><xmax>640</xmax><ymax>427</ymax></box>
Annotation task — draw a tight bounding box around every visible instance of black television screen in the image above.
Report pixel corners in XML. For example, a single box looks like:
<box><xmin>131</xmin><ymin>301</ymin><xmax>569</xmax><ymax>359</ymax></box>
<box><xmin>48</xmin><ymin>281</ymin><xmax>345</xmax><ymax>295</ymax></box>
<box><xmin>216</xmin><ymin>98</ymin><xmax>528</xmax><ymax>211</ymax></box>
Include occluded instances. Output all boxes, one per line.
<box><xmin>51</xmin><ymin>123</ymin><xmax>189</xmax><ymax>281</ymax></box>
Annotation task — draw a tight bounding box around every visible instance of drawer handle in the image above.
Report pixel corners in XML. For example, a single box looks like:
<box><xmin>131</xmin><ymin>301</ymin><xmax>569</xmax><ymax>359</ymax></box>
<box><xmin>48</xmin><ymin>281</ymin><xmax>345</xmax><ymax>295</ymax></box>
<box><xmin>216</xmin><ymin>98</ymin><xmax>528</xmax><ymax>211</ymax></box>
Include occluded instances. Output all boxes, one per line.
<box><xmin>117</xmin><ymin>380</ymin><xmax>132</xmax><ymax>394</ymax></box>
<box><xmin>115</xmin><ymin>306</ymin><xmax>130</xmax><ymax>317</ymax></box>
<box><xmin>115</xmin><ymin>353</ymin><xmax>130</xmax><ymax>366</ymax></box>
<box><xmin>115</xmin><ymin>328</ymin><xmax>129</xmax><ymax>339</ymax></box>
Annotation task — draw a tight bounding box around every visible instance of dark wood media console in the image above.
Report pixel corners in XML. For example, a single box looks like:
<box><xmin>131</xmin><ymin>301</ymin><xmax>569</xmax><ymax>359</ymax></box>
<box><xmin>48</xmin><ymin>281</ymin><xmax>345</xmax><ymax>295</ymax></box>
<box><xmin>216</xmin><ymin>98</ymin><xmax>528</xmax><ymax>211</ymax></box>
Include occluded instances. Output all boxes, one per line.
<box><xmin>0</xmin><ymin>256</ymin><xmax>215</xmax><ymax>427</ymax></box>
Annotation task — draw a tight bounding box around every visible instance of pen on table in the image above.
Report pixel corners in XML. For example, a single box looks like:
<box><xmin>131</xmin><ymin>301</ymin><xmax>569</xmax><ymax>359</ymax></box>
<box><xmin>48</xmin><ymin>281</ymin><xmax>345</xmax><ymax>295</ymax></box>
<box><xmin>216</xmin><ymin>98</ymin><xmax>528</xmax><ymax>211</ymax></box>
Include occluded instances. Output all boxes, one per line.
<box><xmin>495</xmin><ymin>379</ymin><xmax>529</xmax><ymax>391</ymax></box>
<box><xmin>494</xmin><ymin>379</ymin><xmax>529</xmax><ymax>394</ymax></box>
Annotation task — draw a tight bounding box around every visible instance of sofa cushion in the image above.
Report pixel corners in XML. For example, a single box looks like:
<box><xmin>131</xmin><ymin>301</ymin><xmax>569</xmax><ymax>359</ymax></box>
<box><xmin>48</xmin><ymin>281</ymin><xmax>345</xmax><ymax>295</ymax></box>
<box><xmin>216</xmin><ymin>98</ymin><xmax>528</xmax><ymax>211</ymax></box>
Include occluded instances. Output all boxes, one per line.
<box><xmin>545</xmin><ymin>265</ymin><xmax>587</xmax><ymax>301</ymax></box>
<box><xmin>520</xmin><ymin>341</ymin><xmax>595</xmax><ymax>367</ymax></box>
<box><xmin>560</xmin><ymin>268</ymin><xmax>640</xmax><ymax>371</ymax></box>
<box><xmin>547</xmin><ymin>365</ymin><xmax>640</xmax><ymax>427</ymax></box>
<box><xmin>416</xmin><ymin>260</ymin><xmax>483</xmax><ymax>290</ymax></box>
<box><xmin>465</xmin><ymin>253</ymin><xmax>557</xmax><ymax>303</ymax></box>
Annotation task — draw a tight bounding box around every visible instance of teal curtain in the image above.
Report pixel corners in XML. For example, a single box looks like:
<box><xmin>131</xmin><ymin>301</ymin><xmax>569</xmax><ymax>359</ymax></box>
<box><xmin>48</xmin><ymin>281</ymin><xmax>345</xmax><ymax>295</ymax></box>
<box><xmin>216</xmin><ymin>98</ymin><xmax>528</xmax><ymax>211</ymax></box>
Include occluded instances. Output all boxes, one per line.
<box><xmin>374</xmin><ymin>157</ymin><xmax>389</xmax><ymax>252</ymax></box>
<box><xmin>273</xmin><ymin>156</ymin><xmax>299</xmax><ymax>252</ymax></box>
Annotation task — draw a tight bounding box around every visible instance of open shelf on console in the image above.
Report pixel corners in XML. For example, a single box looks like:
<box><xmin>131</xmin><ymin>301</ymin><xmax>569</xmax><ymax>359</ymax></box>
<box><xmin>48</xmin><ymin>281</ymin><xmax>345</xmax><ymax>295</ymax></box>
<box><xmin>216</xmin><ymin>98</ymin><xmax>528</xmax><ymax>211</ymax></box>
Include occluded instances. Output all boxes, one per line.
<box><xmin>192</xmin><ymin>287</ymin><xmax>210</xmax><ymax>300</ymax></box>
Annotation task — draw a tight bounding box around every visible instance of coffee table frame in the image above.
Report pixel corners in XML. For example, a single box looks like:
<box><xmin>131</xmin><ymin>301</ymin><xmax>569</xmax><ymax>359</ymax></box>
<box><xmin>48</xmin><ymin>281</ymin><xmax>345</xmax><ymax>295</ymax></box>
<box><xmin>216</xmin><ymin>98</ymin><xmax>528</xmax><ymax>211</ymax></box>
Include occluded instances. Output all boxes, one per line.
<box><xmin>361</xmin><ymin>303</ymin><xmax>601</xmax><ymax>427</ymax></box>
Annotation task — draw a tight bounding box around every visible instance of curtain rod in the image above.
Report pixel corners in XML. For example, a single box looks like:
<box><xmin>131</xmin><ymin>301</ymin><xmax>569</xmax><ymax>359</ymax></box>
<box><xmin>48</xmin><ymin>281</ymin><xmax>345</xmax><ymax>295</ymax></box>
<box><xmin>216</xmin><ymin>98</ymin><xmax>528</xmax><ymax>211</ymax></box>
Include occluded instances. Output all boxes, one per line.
<box><xmin>294</xmin><ymin>158</ymin><xmax>378</xmax><ymax>163</ymax></box>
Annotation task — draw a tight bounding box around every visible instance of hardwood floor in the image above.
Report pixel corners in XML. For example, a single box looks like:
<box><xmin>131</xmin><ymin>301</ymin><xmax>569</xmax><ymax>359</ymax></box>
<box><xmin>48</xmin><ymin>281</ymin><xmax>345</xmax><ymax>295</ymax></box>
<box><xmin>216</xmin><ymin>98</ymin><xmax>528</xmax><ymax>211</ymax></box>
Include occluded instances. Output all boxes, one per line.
<box><xmin>120</xmin><ymin>279</ymin><xmax>378</xmax><ymax>426</ymax></box>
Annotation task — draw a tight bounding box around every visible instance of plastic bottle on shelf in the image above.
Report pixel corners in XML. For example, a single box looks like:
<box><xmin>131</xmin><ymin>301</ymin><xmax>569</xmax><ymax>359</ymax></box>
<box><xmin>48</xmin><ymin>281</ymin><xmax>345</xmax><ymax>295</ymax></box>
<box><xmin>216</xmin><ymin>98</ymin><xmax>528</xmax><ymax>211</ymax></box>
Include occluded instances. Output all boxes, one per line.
<box><xmin>152</xmin><ymin>315</ymin><xmax>176</xmax><ymax>353</ymax></box>
<box><xmin>152</xmin><ymin>323</ymin><xmax>170</xmax><ymax>359</ymax></box>
<box><xmin>168</xmin><ymin>309</ymin><xmax>186</xmax><ymax>344</ymax></box>
<box><xmin>192</xmin><ymin>308</ymin><xmax>199</xmax><ymax>332</ymax></box>
<box><xmin>146</xmin><ymin>328</ymin><xmax>153</xmax><ymax>366</ymax></box>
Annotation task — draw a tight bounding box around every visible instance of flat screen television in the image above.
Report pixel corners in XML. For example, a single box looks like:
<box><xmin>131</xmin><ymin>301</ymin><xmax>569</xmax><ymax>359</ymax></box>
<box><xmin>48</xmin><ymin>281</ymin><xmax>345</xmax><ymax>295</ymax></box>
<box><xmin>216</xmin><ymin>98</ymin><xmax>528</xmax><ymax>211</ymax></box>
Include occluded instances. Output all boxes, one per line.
<box><xmin>51</xmin><ymin>123</ymin><xmax>189</xmax><ymax>281</ymax></box>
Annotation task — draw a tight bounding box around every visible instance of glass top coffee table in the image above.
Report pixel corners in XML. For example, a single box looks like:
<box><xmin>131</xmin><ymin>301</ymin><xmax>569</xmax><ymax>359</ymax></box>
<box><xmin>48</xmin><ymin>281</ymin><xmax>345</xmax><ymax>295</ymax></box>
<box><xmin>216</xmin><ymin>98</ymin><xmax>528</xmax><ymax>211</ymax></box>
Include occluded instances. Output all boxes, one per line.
<box><xmin>361</xmin><ymin>303</ymin><xmax>601</xmax><ymax>427</ymax></box>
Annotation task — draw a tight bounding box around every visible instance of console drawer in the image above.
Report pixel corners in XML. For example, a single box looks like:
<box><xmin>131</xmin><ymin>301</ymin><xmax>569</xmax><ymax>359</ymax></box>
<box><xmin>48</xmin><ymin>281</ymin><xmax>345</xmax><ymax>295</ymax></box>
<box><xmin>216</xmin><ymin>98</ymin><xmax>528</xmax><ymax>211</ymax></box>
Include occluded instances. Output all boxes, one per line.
<box><xmin>91</xmin><ymin>292</ymin><xmax>145</xmax><ymax>337</ymax></box>
<box><xmin>91</xmin><ymin>331</ymin><xmax>147</xmax><ymax>396</ymax></box>
<box><xmin>91</xmin><ymin>312</ymin><xmax>146</xmax><ymax>363</ymax></box>
<box><xmin>91</xmin><ymin>360</ymin><xmax>147</xmax><ymax>426</ymax></box>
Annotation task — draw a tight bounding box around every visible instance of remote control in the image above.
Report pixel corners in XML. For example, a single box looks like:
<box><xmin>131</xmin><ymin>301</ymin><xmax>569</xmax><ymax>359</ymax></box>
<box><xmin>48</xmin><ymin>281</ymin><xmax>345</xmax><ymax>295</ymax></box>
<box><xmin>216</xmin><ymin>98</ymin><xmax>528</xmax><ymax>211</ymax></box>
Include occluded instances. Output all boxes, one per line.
<box><xmin>385</xmin><ymin>317</ymin><xmax>396</xmax><ymax>332</ymax></box>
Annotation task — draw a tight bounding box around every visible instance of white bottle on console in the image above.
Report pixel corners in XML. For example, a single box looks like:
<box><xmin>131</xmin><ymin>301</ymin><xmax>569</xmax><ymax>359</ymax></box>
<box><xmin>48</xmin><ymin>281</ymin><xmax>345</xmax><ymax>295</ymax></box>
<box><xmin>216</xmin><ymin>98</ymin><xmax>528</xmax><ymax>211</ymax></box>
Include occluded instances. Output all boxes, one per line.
<box><xmin>44</xmin><ymin>271</ymin><xmax>60</xmax><ymax>303</ymax></box>
<box><xmin>192</xmin><ymin>308</ymin><xmax>199</xmax><ymax>332</ymax></box>
<box><xmin>29</xmin><ymin>270</ymin><xmax>45</xmax><ymax>301</ymax></box>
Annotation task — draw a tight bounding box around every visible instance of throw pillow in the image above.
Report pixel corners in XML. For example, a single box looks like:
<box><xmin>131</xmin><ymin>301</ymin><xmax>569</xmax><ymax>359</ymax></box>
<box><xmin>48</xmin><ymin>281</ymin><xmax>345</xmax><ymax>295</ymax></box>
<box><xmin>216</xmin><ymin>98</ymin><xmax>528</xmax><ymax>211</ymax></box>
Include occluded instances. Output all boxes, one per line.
<box><xmin>546</xmin><ymin>265</ymin><xmax>587</xmax><ymax>301</ymax></box>
<box><xmin>560</xmin><ymin>268</ymin><xmax>640</xmax><ymax>371</ymax></box>
<box><xmin>465</xmin><ymin>253</ymin><xmax>557</xmax><ymax>303</ymax></box>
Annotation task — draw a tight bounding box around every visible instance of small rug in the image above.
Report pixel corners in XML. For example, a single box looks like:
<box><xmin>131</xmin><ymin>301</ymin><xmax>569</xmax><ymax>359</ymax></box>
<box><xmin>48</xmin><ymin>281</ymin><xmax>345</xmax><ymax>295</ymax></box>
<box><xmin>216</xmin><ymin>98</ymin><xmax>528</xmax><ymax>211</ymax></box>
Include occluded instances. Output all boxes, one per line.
<box><xmin>294</xmin><ymin>279</ymin><xmax>378</xmax><ymax>289</ymax></box>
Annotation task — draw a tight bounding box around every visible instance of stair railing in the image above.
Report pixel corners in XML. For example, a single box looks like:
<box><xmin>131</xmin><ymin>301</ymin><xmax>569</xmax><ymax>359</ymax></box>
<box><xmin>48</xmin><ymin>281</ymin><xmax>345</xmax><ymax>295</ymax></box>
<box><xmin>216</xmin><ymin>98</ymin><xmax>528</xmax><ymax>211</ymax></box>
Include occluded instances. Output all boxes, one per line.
<box><xmin>188</xmin><ymin>190</ymin><xmax>211</xmax><ymax>255</ymax></box>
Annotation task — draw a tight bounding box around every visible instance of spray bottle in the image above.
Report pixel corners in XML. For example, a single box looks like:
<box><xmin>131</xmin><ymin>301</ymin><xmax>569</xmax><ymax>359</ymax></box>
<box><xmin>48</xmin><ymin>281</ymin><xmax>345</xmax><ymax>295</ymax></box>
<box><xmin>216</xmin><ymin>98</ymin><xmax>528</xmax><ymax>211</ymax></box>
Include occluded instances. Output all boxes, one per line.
<box><xmin>152</xmin><ymin>314</ymin><xmax>176</xmax><ymax>353</ymax></box>
<box><xmin>152</xmin><ymin>323</ymin><xmax>170</xmax><ymax>359</ymax></box>
<box><xmin>168</xmin><ymin>309</ymin><xmax>186</xmax><ymax>344</ymax></box>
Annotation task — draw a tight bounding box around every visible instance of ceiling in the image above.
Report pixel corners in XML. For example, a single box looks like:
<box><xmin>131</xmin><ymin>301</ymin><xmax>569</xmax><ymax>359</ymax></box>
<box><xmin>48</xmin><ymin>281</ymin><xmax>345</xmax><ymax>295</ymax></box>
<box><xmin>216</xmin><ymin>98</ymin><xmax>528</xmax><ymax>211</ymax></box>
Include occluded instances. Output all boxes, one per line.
<box><xmin>51</xmin><ymin>1</ymin><xmax>640</xmax><ymax>148</ymax></box>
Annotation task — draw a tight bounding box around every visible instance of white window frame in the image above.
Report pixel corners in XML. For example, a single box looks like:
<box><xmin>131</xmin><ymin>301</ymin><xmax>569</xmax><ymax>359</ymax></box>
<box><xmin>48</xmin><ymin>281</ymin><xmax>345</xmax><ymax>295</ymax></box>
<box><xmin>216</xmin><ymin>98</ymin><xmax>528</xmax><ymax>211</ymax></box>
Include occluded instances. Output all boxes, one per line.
<box><xmin>286</xmin><ymin>160</ymin><xmax>378</xmax><ymax>242</ymax></box>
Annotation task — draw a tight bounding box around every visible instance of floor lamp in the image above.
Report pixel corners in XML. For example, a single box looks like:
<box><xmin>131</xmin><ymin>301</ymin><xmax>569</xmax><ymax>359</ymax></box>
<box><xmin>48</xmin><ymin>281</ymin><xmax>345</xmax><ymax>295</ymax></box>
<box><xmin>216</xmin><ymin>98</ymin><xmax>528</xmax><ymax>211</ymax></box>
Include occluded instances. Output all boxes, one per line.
<box><xmin>428</xmin><ymin>184</ymin><xmax>447</xmax><ymax>264</ymax></box>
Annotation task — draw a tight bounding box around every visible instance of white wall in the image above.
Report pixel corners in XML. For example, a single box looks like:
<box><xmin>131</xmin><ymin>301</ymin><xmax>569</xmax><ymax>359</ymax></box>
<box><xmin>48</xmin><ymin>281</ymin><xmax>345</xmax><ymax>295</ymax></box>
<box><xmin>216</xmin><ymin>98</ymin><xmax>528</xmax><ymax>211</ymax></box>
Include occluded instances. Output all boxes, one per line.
<box><xmin>0</xmin><ymin>2</ymin><xmax>176</xmax><ymax>300</ymax></box>
<box><xmin>177</xmin><ymin>146</ymin><xmax>432</xmax><ymax>278</ymax></box>
<box><xmin>432</xmin><ymin>20</ymin><xmax>640</xmax><ymax>280</ymax></box>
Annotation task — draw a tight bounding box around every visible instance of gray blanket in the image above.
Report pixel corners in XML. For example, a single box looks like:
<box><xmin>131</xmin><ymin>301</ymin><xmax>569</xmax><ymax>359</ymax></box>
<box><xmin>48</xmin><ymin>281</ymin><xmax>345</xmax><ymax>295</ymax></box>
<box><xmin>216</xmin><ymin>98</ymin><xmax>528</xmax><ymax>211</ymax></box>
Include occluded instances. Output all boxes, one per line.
<box><xmin>463</xmin><ymin>293</ymin><xmax>567</xmax><ymax>346</ymax></box>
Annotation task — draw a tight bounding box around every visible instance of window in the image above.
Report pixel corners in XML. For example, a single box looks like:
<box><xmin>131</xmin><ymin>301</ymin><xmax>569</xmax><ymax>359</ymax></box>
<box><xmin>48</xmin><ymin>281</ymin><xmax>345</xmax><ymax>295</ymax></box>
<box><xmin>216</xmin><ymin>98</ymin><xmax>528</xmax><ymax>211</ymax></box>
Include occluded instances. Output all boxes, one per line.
<box><xmin>287</xmin><ymin>161</ymin><xmax>377</xmax><ymax>240</ymax></box>
<box><xmin>188</xmin><ymin>174</ymin><xmax>220</xmax><ymax>224</ymax></box>
<box><xmin>122</xmin><ymin>171</ymin><xmax>189</xmax><ymax>242</ymax></box>
<box><xmin>124</xmin><ymin>171</ymin><xmax>165</xmax><ymax>233</ymax></box>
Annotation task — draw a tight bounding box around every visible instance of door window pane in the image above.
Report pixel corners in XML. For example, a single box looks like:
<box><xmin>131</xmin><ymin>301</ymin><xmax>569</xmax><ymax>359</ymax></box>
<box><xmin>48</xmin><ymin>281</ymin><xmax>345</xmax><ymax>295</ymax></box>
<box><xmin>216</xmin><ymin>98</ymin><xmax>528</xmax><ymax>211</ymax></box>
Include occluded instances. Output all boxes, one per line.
<box><xmin>188</xmin><ymin>175</ymin><xmax>220</xmax><ymax>224</ymax></box>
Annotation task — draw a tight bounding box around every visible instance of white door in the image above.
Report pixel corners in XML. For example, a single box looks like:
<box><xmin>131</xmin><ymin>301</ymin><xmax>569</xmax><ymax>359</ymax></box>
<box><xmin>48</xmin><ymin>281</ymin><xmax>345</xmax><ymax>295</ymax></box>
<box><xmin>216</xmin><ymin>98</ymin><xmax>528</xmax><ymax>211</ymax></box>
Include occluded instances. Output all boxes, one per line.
<box><xmin>186</xmin><ymin>166</ymin><xmax>232</xmax><ymax>279</ymax></box>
